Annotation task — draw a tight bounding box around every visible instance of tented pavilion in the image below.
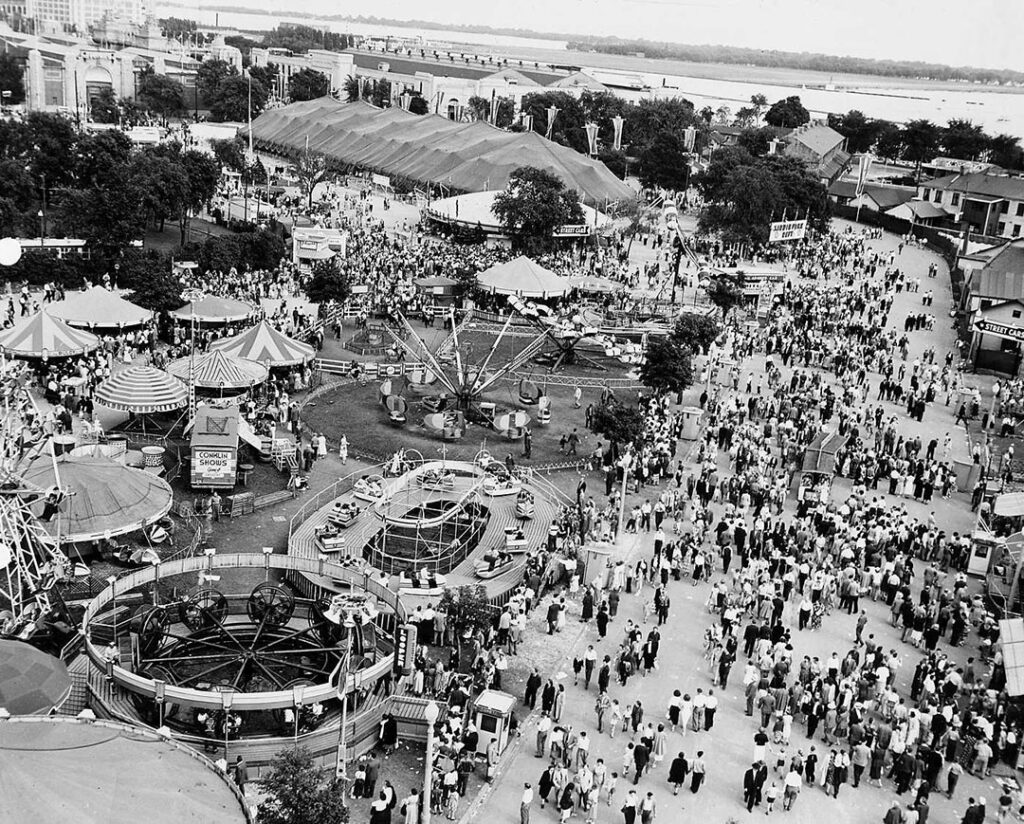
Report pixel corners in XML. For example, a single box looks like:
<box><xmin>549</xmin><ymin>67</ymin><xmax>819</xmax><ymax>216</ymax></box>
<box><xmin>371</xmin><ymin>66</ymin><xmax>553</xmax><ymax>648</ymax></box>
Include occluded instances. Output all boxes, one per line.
<box><xmin>45</xmin><ymin>286</ymin><xmax>153</xmax><ymax>329</ymax></box>
<box><xmin>171</xmin><ymin>295</ymin><xmax>256</xmax><ymax>325</ymax></box>
<box><xmin>209</xmin><ymin>320</ymin><xmax>314</xmax><ymax>367</ymax></box>
<box><xmin>249</xmin><ymin>97</ymin><xmax>635</xmax><ymax>204</ymax></box>
<box><xmin>166</xmin><ymin>349</ymin><xmax>269</xmax><ymax>396</ymax></box>
<box><xmin>94</xmin><ymin>365</ymin><xmax>189</xmax><ymax>433</ymax></box>
<box><xmin>427</xmin><ymin>190</ymin><xmax>613</xmax><ymax>235</ymax></box>
<box><xmin>0</xmin><ymin>311</ymin><xmax>100</xmax><ymax>358</ymax></box>
<box><xmin>0</xmin><ymin>717</ymin><xmax>250</xmax><ymax>823</ymax></box>
<box><xmin>476</xmin><ymin>256</ymin><xmax>569</xmax><ymax>299</ymax></box>
<box><xmin>20</xmin><ymin>454</ymin><xmax>174</xmax><ymax>544</ymax></box>
<box><xmin>0</xmin><ymin>640</ymin><xmax>71</xmax><ymax>714</ymax></box>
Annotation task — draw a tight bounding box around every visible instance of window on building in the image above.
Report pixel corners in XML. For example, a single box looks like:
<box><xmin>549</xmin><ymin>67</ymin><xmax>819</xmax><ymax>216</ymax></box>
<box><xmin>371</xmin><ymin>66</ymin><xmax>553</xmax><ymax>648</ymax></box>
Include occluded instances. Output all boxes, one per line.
<box><xmin>1017</xmin><ymin>202</ymin><xmax>1024</xmax><ymax>217</ymax></box>
<box><xmin>1014</xmin><ymin>310</ymin><xmax>1023</xmax><ymax>319</ymax></box>
<box><xmin>933</xmin><ymin>189</ymin><xmax>942</xmax><ymax>203</ymax></box>
<box><xmin>1002</xmin><ymin>200</ymin><xmax>1010</xmax><ymax>213</ymax></box>
<box><xmin>951</xmin><ymin>193</ymin><xmax>960</xmax><ymax>207</ymax></box>
<box><xmin>999</xmin><ymin>222</ymin><xmax>1008</xmax><ymax>235</ymax></box>
<box><xmin>1001</xmin><ymin>338</ymin><xmax>1020</xmax><ymax>353</ymax></box>
<box><xmin>981</xmin><ymin>300</ymin><xmax>993</xmax><ymax>310</ymax></box>
<box><xmin>1015</xmin><ymin>225</ymin><xmax>1022</xmax><ymax>238</ymax></box>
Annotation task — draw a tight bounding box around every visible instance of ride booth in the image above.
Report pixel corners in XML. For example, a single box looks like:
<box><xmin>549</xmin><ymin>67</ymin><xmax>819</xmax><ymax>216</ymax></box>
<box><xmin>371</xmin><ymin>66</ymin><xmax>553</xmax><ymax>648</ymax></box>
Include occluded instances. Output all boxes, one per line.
<box><xmin>189</xmin><ymin>405</ymin><xmax>240</xmax><ymax>490</ymax></box>
<box><xmin>472</xmin><ymin>690</ymin><xmax>517</xmax><ymax>757</ymax></box>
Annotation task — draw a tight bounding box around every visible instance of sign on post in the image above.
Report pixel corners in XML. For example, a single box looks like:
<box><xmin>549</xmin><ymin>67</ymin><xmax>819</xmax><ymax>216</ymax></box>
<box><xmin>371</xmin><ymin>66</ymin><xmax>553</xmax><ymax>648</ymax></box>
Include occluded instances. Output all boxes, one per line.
<box><xmin>768</xmin><ymin>219</ymin><xmax>808</xmax><ymax>243</ymax></box>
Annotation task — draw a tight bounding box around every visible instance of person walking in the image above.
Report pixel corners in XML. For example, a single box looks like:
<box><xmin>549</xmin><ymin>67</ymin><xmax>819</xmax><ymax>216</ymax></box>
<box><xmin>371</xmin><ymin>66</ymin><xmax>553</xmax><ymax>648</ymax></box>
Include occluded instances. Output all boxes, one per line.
<box><xmin>669</xmin><ymin>752</ymin><xmax>689</xmax><ymax>795</ymax></box>
<box><xmin>233</xmin><ymin>756</ymin><xmax>248</xmax><ymax>795</ymax></box>
<box><xmin>520</xmin><ymin>783</ymin><xmax>534</xmax><ymax>824</ymax></box>
<box><xmin>690</xmin><ymin>751</ymin><xmax>706</xmax><ymax>793</ymax></box>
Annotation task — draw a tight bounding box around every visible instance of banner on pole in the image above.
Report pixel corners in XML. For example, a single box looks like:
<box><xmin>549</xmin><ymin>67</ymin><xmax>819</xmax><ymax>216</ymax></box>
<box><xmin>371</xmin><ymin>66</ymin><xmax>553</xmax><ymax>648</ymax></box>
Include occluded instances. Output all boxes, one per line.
<box><xmin>545</xmin><ymin>106</ymin><xmax>559</xmax><ymax>139</ymax></box>
<box><xmin>612</xmin><ymin>116</ymin><xmax>624</xmax><ymax>151</ymax></box>
<box><xmin>768</xmin><ymin>219</ymin><xmax>808</xmax><ymax>243</ymax></box>
<box><xmin>584</xmin><ymin>122</ymin><xmax>598</xmax><ymax>155</ymax></box>
<box><xmin>522</xmin><ymin>114</ymin><xmax>533</xmax><ymax>132</ymax></box>
<box><xmin>683</xmin><ymin>126</ymin><xmax>696</xmax><ymax>152</ymax></box>
<box><xmin>855</xmin><ymin>154</ymin><xmax>872</xmax><ymax>198</ymax></box>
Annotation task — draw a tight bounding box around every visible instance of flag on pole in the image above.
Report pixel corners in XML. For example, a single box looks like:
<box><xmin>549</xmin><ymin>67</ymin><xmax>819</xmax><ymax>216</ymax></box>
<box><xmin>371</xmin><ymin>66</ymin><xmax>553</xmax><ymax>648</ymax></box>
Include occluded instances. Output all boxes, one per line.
<box><xmin>683</xmin><ymin>126</ymin><xmax>696</xmax><ymax>152</ymax></box>
<box><xmin>523</xmin><ymin>114</ymin><xmax>533</xmax><ymax>132</ymax></box>
<box><xmin>612</xmin><ymin>115</ymin><xmax>624</xmax><ymax>151</ymax></box>
<box><xmin>584</xmin><ymin>122</ymin><xmax>598</xmax><ymax>155</ymax></box>
<box><xmin>489</xmin><ymin>89</ymin><xmax>497</xmax><ymax>125</ymax></box>
<box><xmin>855</xmin><ymin>153</ymin><xmax>872</xmax><ymax>198</ymax></box>
<box><xmin>545</xmin><ymin>106</ymin><xmax>559</xmax><ymax>140</ymax></box>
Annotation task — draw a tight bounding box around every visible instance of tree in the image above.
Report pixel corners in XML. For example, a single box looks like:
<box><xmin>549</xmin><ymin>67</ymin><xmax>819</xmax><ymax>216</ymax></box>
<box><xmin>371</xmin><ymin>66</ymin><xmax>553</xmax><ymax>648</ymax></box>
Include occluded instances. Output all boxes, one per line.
<box><xmin>900</xmin><ymin>119</ymin><xmax>940</xmax><ymax>177</ymax></box>
<box><xmin>591</xmin><ymin>400</ymin><xmax>644</xmax><ymax>450</ymax></box>
<box><xmin>989</xmin><ymin>134</ymin><xmax>1024</xmax><ymax>171</ymax></box>
<box><xmin>520</xmin><ymin>91</ymin><xmax>587</xmax><ymax>153</ymax></box>
<box><xmin>208</xmin><ymin>75</ymin><xmax>268</xmax><ymax>122</ymax></box>
<box><xmin>89</xmin><ymin>87</ymin><xmax>119</xmax><ymax>124</ymax></box>
<box><xmin>749</xmin><ymin>94</ymin><xmax>768</xmax><ymax>118</ymax></box>
<box><xmin>368</xmin><ymin>79</ymin><xmax>391</xmax><ymax>108</ymax></box>
<box><xmin>343</xmin><ymin>75</ymin><xmax>361</xmax><ymax>102</ymax></box>
<box><xmin>288</xmin><ymin>67</ymin><xmax>329</xmax><ymax>102</ymax></box>
<box><xmin>942</xmin><ymin>119</ymin><xmax>990</xmax><ymax>161</ymax></box>
<box><xmin>257</xmin><ymin>746</ymin><xmax>349</xmax><ymax>824</ymax></box>
<box><xmin>640</xmin><ymin>336</ymin><xmax>694</xmax><ymax>397</ymax></box>
<box><xmin>137</xmin><ymin>72</ymin><xmax>186</xmax><ymax>125</ymax></box>
<box><xmin>736</xmin><ymin>126</ymin><xmax>777</xmax><ymax>157</ymax></box>
<box><xmin>706</xmin><ymin>272</ymin><xmax>746</xmax><ymax>317</ymax></box>
<box><xmin>492</xmin><ymin>166</ymin><xmax>583</xmax><ymax>253</ymax></box>
<box><xmin>827</xmin><ymin>110</ymin><xmax>881</xmax><ymax>154</ymax></box>
<box><xmin>248</xmin><ymin>63</ymin><xmax>278</xmax><ymax>96</ymax></box>
<box><xmin>874</xmin><ymin>121</ymin><xmax>903</xmax><ymax>163</ymax></box>
<box><xmin>764</xmin><ymin>96</ymin><xmax>810</xmax><ymax>128</ymax></box>
<box><xmin>124</xmin><ymin>263</ymin><xmax>183</xmax><ymax>314</ymax></box>
<box><xmin>71</xmin><ymin>130</ymin><xmax>133</xmax><ymax>187</ymax></box>
<box><xmin>672</xmin><ymin>313</ymin><xmax>720</xmax><ymax>354</ymax></box>
<box><xmin>197</xmin><ymin>58</ymin><xmax>237</xmax><ymax>104</ymax></box>
<box><xmin>437</xmin><ymin>585</ymin><xmax>495</xmax><ymax>639</ymax></box>
<box><xmin>306</xmin><ymin>257</ymin><xmax>350</xmax><ymax>305</ymax></box>
<box><xmin>210</xmin><ymin>135</ymin><xmax>247</xmax><ymax>173</ymax></box>
<box><xmin>407</xmin><ymin>94</ymin><xmax>429</xmax><ymax>115</ymax></box>
<box><xmin>0</xmin><ymin>53</ymin><xmax>25</xmax><ymax>105</ymax></box>
<box><xmin>638</xmin><ymin>130</ymin><xmax>690</xmax><ymax>190</ymax></box>
<box><xmin>178</xmin><ymin>149</ymin><xmax>221</xmax><ymax>244</ymax></box>
<box><xmin>295</xmin><ymin>150</ymin><xmax>331</xmax><ymax>209</ymax></box>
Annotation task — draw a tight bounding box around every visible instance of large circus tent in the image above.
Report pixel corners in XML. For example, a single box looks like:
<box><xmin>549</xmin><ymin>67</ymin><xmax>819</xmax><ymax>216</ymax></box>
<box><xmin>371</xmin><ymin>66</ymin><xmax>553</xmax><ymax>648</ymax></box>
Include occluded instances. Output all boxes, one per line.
<box><xmin>171</xmin><ymin>295</ymin><xmax>256</xmax><ymax>325</ymax></box>
<box><xmin>45</xmin><ymin>286</ymin><xmax>153</xmax><ymax>329</ymax></box>
<box><xmin>21</xmin><ymin>454</ymin><xmax>174</xmax><ymax>543</ymax></box>
<box><xmin>476</xmin><ymin>256</ymin><xmax>569</xmax><ymax>298</ymax></box>
<box><xmin>209</xmin><ymin>321</ymin><xmax>314</xmax><ymax>367</ymax></box>
<box><xmin>248</xmin><ymin>97</ymin><xmax>634</xmax><ymax>204</ymax></box>
<box><xmin>0</xmin><ymin>311</ymin><xmax>100</xmax><ymax>358</ymax></box>
<box><xmin>166</xmin><ymin>348</ymin><xmax>268</xmax><ymax>393</ymax></box>
<box><xmin>93</xmin><ymin>366</ymin><xmax>189</xmax><ymax>428</ymax></box>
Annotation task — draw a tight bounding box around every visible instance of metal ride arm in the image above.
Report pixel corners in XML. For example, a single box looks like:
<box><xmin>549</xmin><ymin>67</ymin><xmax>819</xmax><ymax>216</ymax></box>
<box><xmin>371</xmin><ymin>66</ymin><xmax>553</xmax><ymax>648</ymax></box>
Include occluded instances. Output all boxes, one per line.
<box><xmin>468</xmin><ymin>314</ymin><xmax>516</xmax><ymax>395</ymax></box>
<box><xmin>433</xmin><ymin>311</ymin><xmax>476</xmax><ymax>360</ymax></box>
<box><xmin>383</xmin><ymin>314</ymin><xmax>459</xmax><ymax>397</ymax></box>
<box><xmin>473</xmin><ymin>331</ymin><xmax>551</xmax><ymax>396</ymax></box>
<box><xmin>449</xmin><ymin>308</ymin><xmax>465</xmax><ymax>392</ymax></box>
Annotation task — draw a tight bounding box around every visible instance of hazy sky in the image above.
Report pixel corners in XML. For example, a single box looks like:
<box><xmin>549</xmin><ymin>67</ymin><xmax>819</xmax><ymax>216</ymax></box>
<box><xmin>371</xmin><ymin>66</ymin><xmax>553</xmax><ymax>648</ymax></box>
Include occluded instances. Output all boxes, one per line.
<box><xmin>214</xmin><ymin>0</ymin><xmax>1024</xmax><ymax>71</ymax></box>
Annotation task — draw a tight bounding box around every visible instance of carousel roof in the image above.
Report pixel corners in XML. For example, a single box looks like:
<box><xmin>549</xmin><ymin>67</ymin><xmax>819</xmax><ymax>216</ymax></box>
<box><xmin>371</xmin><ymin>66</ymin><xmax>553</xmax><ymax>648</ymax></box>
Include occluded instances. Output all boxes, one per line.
<box><xmin>0</xmin><ymin>641</ymin><xmax>71</xmax><ymax>714</ymax></box>
<box><xmin>0</xmin><ymin>717</ymin><xmax>250</xmax><ymax>823</ymax></box>
<box><xmin>477</xmin><ymin>256</ymin><xmax>568</xmax><ymax>298</ymax></box>
<box><xmin>209</xmin><ymin>321</ymin><xmax>314</xmax><ymax>367</ymax></box>
<box><xmin>21</xmin><ymin>454</ymin><xmax>174</xmax><ymax>543</ymax></box>
<box><xmin>171</xmin><ymin>295</ymin><xmax>256</xmax><ymax>324</ymax></box>
<box><xmin>0</xmin><ymin>311</ymin><xmax>100</xmax><ymax>358</ymax></box>
<box><xmin>94</xmin><ymin>366</ymin><xmax>188</xmax><ymax>414</ymax></box>
<box><xmin>46</xmin><ymin>286</ymin><xmax>153</xmax><ymax>329</ymax></box>
<box><xmin>166</xmin><ymin>349</ymin><xmax>268</xmax><ymax>391</ymax></box>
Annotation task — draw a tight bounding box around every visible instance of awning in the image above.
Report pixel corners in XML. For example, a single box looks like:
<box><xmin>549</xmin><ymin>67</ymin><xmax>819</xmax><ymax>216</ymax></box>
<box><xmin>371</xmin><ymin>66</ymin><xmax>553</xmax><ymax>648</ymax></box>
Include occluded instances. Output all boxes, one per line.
<box><xmin>45</xmin><ymin>286</ymin><xmax>153</xmax><ymax>329</ymax></box>
<box><xmin>166</xmin><ymin>349</ymin><xmax>268</xmax><ymax>391</ymax></box>
<box><xmin>0</xmin><ymin>311</ymin><xmax>100</xmax><ymax>358</ymax></box>
<box><xmin>801</xmin><ymin>430</ymin><xmax>848</xmax><ymax>473</ymax></box>
<box><xmin>94</xmin><ymin>366</ymin><xmax>188</xmax><ymax>413</ymax></box>
<box><xmin>477</xmin><ymin>256</ymin><xmax>568</xmax><ymax>298</ymax></box>
<box><xmin>171</xmin><ymin>295</ymin><xmax>256</xmax><ymax>324</ymax></box>
<box><xmin>21</xmin><ymin>454</ymin><xmax>174</xmax><ymax>543</ymax></box>
<box><xmin>1000</xmin><ymin>618</ymin><xmax>1024</xmax><ymax>697</ymax></box>
<box><xmin>209</xmin><ymin>320</ymin><xmax>315</xmax><ymax>367</ymax></box>
<box><xmin>994</xmin><ymin>492</ymin><xmax>1024</xmax><ymax>518</ymax></box>
<box><xmin>0</xmin><ymin>641</ymin><xmax>71</xmax><ymax>714</ymax></box>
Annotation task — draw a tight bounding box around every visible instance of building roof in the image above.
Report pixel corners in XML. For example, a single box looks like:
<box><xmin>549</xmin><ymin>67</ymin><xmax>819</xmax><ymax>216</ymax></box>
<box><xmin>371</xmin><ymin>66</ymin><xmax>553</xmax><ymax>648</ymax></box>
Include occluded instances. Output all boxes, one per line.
<box><xmin>973</xmin><ymin>240</ymin><xmax>1024</xmax><ymax>300</ymax></box>
<box><xmin>828</xmin><ymin>180</ymin><xmax>858</xmax><ymax>199</ymax></box>
<box><xmin>922</xmin><ymin>171</ymin><xmax>1024</xmax><ymax>201</ymax></box>
<box><xmin>863</xmin><ymin>186</ymin><xmax>914</xmax><ymax>210</ymax></box>
<box><xmin>550</xmin><ymin>71</ymin><xmax>606</xmax><ymax>91</ymax></box>
<box><xmin>890</xmin><ymin>200</ymin><xmax>949</xmax><ymax>220</ymax></box>
<box><xmin>817</xmin><ymin>149</ymin><xmax>851</xmax><ymax>182</ymax></box>
<box><xmin>785</xmin><ymin>123</ymin><xmax>845</xmax><ymax>159</ymax></box>
<box><xmin>350</xmin><ymin>50</ymin><xmax>560</xmax><ymax>86</ymax></box>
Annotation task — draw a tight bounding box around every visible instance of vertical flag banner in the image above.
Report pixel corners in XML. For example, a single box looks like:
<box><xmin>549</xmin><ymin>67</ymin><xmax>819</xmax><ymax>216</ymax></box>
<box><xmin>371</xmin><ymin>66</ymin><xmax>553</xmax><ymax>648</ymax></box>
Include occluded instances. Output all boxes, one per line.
<box><xmin>855</xmin><ymin>154</ymin><xmax>872</xmax><ymax>197</ymax></box>
<box><xmin>683</xmin><ymin>126</ymin><xmax>696</xmax><ymax>152</ymax></box>
<box><xmin>585</xmin><ymin>122</ymin><xmax>599</xmax><ymax>155</ymax></box>
<box><xmin>545</xmin><ymin>106</ymin><xmax>559</xmax><ymax>139</ymax></box>
<box><xmin>612</xmin><ymin>115</ymin><xmax>624</xmax><ymax>151</ymax></box>
<box><xmin>522</xmin><ymin>114</ymin><xmax>533</xmax><ymax>132</ymax></box>
<box><xmin>490</xmin><ymin>89</ymin><xmax>497</xmax><ymax>125</ymax></box>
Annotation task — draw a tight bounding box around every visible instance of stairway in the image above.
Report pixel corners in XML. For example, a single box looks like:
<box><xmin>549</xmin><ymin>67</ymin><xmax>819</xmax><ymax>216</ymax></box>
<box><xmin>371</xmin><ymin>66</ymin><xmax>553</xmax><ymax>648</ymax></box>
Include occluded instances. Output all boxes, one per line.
<box><xmin>56</xmin><ymin>655</ymin><xmax>91</xmax><ymax>716</ymax></box>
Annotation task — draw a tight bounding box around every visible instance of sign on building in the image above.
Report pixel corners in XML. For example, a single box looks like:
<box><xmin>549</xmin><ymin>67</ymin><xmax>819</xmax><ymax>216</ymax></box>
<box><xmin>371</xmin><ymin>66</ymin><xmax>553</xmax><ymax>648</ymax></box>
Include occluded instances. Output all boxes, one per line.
<box><xmin>768</xmin><ymin>219</ymin><xmax>808</xmax><ymax>243</ymax></box>
<box><xmin>974</xmin><ymin>319</ymin><xmax>1024</xmax><ymax>343</ymax></box>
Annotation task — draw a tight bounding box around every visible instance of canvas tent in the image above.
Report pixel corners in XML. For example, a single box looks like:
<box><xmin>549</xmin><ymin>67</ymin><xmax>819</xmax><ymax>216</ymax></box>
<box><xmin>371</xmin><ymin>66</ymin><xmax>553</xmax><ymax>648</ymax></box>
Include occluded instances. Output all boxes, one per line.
<box><xmin>209</xmin><ymin>321</ymin><xmax>314</xmax><ymax>367</ymax></box>
<box><xmin>46</xmin><ymin>286</ymin><xmax>153</xmax><ymax>329</ymax></box>
<box><xmin>477</xmin><ymin>256</ymin><xmax>568</xmax><ymax>298</ymax></box>
<box><xmin>94</xmin><ymin>366</ymin><xmax>188</xmax><ymax>414</ymax></box>
<box><xmin>249</xmin><ymin>97</ymin><xmax>634</xmax><ymax>204</ymax></box>
<box><xmin>0</xmin><ymin>312</ymin><xmax>100</xmax><ymax>358</ymax></box>
<box><xmin>166</xmin><ymin>349</ymin><xmax>268</xmax><ymax>392</ymax></box>
<box><xmin>171</xmin><ymin>296</ymin><xmax>255</xmax><ymax>325</ymax></box>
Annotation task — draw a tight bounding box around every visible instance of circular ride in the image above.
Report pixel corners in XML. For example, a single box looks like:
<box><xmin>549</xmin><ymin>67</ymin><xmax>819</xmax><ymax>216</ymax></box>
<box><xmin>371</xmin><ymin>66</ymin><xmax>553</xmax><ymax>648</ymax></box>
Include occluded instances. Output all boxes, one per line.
<box><xmin>81</xmin><ymin>553</ymin><xmax>404</xmax><ymax>756</ymax></box>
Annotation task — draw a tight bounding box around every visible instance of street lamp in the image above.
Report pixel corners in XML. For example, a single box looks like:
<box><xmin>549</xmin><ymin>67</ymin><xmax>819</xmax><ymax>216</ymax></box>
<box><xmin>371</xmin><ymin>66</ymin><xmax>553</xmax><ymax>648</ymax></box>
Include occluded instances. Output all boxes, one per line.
<box><xmin>37</xmin><ymin>210</ymin><xmax>45</xmax><ymax>248</ymax></box>
<box><xmin>422</xmin><ymin>699</ymin><xmax>440</xmax><ymax>824</ymax></box>
<box><xmin>292</xmin><ymin>683</ymin><xmax>306</xmax><ymax>742</ymax></box>
<box><xmin>221</xmin><ymin>690</ymin><xmax>235</xmax><ymax>761</ymax></box>
<box><xmin>334</xmin><ymin>615</ymin><xmax>356</xmax><ymax>784</ymax></box>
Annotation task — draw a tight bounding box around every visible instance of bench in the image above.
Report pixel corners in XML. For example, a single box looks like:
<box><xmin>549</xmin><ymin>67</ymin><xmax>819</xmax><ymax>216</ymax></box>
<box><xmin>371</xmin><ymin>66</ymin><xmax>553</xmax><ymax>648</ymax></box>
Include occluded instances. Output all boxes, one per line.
<box><xmin>254</xmin><ymin>490</ymin><xmax>295</xmax><ymax>510</ymax></box>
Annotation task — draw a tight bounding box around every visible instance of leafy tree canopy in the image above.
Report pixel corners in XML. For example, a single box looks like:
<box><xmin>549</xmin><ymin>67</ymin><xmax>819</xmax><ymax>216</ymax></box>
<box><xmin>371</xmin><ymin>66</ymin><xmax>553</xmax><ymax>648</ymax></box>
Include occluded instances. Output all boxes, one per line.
<box><xmin>257</xmin><ymin>746</ymin><xmax>349</xmax><ymax>824</ymax></box>
<box><xmin>0</xmin><ymin>53</ymin><xmax>26</xmax><ymax>105</ymax></box>
<box><xmin>639</xmin><ymin>335</ymin><xmax>694</xmax><ymax>396</ymax></box>
<box><xmin>764</xmin><ymin>95</ymin><xmax>810</xmax><ymax>128</ymax></box>
<box><xmin>492</xmin><ymin>166</ymin><xmax>583</xmax><ymax>253</ymax></box>
<box><xmin>306</xmin><ymin>258</ymin><xmax>351</xmax><ymax>305</ymax></box>
<box><xmin>288</xmin><ymin>67</ymin><xmax>330</xmax><ymax>102</ymax></box>
<box><xmin>591</xmin><ymin>400</ymin><xmax>644</xmax><ymax>449</ymax></box>
<box><xmin>672</xmin><ymin>313</ymin><xmax>720</xmax><ymax>354</ymax></box>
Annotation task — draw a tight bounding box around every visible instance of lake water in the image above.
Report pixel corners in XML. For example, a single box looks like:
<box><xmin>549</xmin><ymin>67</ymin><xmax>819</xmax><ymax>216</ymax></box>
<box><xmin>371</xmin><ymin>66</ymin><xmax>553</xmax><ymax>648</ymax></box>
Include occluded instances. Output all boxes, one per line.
<box><xmin>158</xmin><ymin>3</ymin><xmax>1024</xmax><ymax>138</ymax></box>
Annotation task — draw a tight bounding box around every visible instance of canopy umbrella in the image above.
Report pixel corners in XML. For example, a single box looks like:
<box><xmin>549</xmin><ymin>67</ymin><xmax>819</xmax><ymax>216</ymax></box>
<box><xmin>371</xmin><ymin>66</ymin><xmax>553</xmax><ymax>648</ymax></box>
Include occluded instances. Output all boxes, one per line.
<box><xmin>477</xmin><ymin>256</ymin><xmax>568</xmax><ymax>299</ymax></box>
<box><xmin>0</xmin><ymin>311</ymin><xmax>100</xmax><ymax>358</ymax></box>
<box><xmin>569</xmin><ymin>275</ymin><xmax>624</xmax><ymax>294</ymax></box>
<box><xmin>21</xmin><ymin>454</ymin><xmax>174</xmax><ymax>543</ymax></box>
<box><xmin>0</xmin><ymin>640</ymin><xmax>71</xmax><ymax>714</ymax></box>
<box><xmin>165</xmin><ymin>349</ymin><xmax>268</xmax><ymax>392</ymax></box>
<box><xmin>45</xmin><ymin>286</ymin><xmax>153</xmax><ymax>329</ymax></box>
<box><xmin>0</xmin><ymin>717</ymin><xmax>250</xmax><ymax>823</ymax></box>
<box><xmin>94</xmin><ymin>366</ymin><xmax>188</xmax><ymax>414</ymax></box>
<box><xmin>209</xmin><ymin>320</ymin><xmax>314</xmax><ymax>367</ymax></box>
<box><xmin>170</xmin><ymin>295</ymin><xmax>255</xmax><ymax>325</ymax></box>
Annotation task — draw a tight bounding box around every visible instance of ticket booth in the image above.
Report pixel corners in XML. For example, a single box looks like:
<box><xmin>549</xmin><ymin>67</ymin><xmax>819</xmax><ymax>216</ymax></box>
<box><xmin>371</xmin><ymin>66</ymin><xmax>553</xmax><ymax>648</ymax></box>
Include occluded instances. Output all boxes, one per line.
<box><xmin>678</xmin><ymin>406</ymin><xmax>703</xmax><ymax>440</ymax></box>
<box><xmin>472</xmin><ymin>690</ymin><xmax>516</xmax><ymax>757</ymax></box>
<box><xmin>190</xmin><ymin>405</ymin><xmax>239</xmax><ymax>490</ymax></box>
<box><xmin>970</xmin><ymin>531</ymin><xmax>1005</xmax><ymax>577</ymax></box>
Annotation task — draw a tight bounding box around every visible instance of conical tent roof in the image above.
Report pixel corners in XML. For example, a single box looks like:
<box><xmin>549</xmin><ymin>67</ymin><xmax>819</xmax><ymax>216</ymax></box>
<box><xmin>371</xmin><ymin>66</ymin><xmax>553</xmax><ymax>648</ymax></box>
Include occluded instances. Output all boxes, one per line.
<box><xmin>46</xmin><ymin>286</ymin><xmax>153</xmax><ymax>329</ymax></box>
<box><xmin>22</xmin><ymin>454</ymin><xmax>174</xmax><ymax>543</ymax></box>
<box><xmin>477</xmin><ymin>256</ymin><xmax>569</xmax><ymax>298</ymax></box>
<box><xmin>0</xmin><ymin>641</ymin><xmax>71</xmax><ymax>714</ymax></box>
<box><xmin>170</xmin><ymin>295</ymin><xmax>255</xmax><ymax>324</ymax></box>
<box><xmin>94</xmin><ymin>366</ymin><xmax>188</xmax><ymax>413</ymax></box>
<box><xmin>209</xmin><ymin>321</ymin><xmax>314</xmax><ymax>367</ymax></box>
<box><xmin>0</xmin><ymin>311</ymin><xmax>100</xmax><ymax>358</ymax></box>
<box><xmin>165</xmin><ymin>349</ymin><xmax>268</xmax><ymax>391</ymax></box>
